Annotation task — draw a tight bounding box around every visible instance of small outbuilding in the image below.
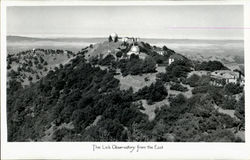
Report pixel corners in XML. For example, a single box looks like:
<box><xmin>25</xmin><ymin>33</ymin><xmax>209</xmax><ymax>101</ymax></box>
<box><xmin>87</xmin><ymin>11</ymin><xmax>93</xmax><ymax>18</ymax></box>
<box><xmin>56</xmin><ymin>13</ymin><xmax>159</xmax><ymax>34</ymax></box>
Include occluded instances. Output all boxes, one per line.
<box><xmin>168</xmin><ymin>54</ymin><xmax>184</xmax><ymax>65</ymax></box>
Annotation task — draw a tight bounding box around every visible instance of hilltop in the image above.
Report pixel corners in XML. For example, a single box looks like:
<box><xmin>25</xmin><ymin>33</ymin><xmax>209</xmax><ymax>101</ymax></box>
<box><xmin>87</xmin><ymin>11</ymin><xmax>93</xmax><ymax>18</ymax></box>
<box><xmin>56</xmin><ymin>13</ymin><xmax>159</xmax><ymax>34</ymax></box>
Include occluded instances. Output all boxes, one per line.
<box><xmin>7</xmin><ymin>38</ymin><xmax>245</xmax><ymax>142</ymax></box>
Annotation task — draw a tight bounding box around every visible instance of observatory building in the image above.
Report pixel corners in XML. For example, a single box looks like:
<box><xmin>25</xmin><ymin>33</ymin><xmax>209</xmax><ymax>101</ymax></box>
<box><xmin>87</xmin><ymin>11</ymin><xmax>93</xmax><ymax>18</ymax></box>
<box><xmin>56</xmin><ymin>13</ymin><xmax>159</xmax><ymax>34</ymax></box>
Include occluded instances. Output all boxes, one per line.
<box><xmin>109</xmin><ymin>33</ymin><xmax>118</xmax><ymax>42</ymax></box>
<box><xmin>127</xmin><ymin>45</ymin><xmax>140</xmax><ymax>56</ymax></box>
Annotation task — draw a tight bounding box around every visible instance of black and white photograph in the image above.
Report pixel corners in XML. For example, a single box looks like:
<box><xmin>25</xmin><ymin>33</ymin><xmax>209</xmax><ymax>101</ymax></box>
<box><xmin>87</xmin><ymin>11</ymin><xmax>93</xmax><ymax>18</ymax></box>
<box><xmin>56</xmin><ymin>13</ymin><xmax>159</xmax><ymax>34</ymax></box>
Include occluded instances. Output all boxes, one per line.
<box><xmin>1</xmin><ymin>0</ymin><xmax>250</xmax><ymax>159</ymax></box>
<box><xmin>5</xmin><ymin>4</ymin><xmax>246</xmax><ymax>142</ymax></box>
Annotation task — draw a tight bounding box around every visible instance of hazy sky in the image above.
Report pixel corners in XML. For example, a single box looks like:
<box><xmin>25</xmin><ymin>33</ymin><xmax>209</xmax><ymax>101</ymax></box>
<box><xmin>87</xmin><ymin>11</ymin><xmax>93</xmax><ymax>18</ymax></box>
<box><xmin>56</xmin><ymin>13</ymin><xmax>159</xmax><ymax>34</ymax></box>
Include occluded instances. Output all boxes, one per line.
<box><xmin>7</xmin><ymin>5</ymin><xmax>244</xmax><ymax>39</ymax></box>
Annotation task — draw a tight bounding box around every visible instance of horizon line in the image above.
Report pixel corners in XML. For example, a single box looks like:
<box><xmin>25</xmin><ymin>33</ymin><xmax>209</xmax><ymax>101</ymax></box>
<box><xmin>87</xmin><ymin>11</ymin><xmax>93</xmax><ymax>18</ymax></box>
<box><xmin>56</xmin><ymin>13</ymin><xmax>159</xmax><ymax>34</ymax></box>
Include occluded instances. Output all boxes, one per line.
<box><xmin>7</xmin><ymin>34</ymin><xmax>244</xmax><ymax>41</ymax></box>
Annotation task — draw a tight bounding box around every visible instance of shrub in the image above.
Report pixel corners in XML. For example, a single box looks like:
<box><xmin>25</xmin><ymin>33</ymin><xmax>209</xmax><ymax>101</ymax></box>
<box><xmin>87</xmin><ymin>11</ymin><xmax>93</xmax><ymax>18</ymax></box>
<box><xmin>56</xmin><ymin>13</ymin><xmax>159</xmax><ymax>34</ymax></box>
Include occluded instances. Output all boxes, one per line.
<box><xmin>99</xmin><ymin>54</ymin><xmax>115</xmax><ymax>66</ymax></box>
<box><xmin>28</xmin><ymin>76</ymin><xmax>33</xmax><ymax>81</ymax></box>
<box><xmin>170</xmin><ymin>83</ymin><xmax>188</xmax><ymax>92</ymax></box>
<box><xmin>192</xmin><ymin>85</ymin><xmax>210</xmax><ymax>94</ymax></box>
<box><xmin>116</xmin><ymin>51</ymin><xmax>123</xmax><ymax>58</ymax></box>
<box><xmin>196</xmin><ymin>61</ymin><xmax>228</xmax><ymax>71</ymax></box>
<box><xmin>186</xmin><ymin>74</ymin><xmax>200</xmax><ymax>87</ymax></box>
<box><xmin>220</xmin><ymin>96</ymin><xmax>237</xmax><ymax>109</ymax></box>
<box><xmin>165</xmin><ymin>60</ymin><xmax>192</xmax><ymax>80</ymax></box>
<box><xmin>118</xmin><ymin>56</ymin><xmax>156</xmax><ymax>76</ymax></box>
<box><xmin>234</xmin><ymin>94</ymin><xmax>245</xmax><ymax>121</ymax></box>
<box><xmin>136</xmin><ymin>80</ymin><xmax>168</xmax><ymax>103</ymax></box>
<box><xmin>224</xmin><ymin>83</ymin><xmax>243</xmax><ymax>95</ymax></box>
<box><xmin>169</xmin><ymin>93</ymin><xmax>187</xmax><ymax>108</ymax></box>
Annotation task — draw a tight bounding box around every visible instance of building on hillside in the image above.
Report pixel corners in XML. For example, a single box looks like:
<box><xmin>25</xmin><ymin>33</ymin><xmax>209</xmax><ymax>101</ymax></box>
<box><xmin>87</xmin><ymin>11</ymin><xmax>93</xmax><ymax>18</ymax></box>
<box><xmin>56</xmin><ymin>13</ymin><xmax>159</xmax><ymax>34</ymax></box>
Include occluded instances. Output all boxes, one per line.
<box><xmin>110</xmin><ymin>33</ymin><xmax>118</xmax><ymax>42</ymax></box>
<box><xmin>154</xmin><ymin>48</ymin><xmax>165</xmax><ymax>56</ymax></box>
<box><xmin>158</xmin><ymin>51</ymin><xmax>164</xmax><ymax>55</ymax></box>
<box><xmin>127</xmin><ymin>45</ymin><xmax>140</xmax><ymax>56</ymax></box>
<box><xmin>210</xmin><ymin>70</ymin><xmax>244</xmax><ymax>86</ymax></box>
<box><xmin>121</xmin><ymin>37</ymin><xmax>129</xmax><ymax>43</ymax></box>
<box><xmin>168</xmin><ymin>54</ymin><xmax>184</xmax><ymax>65</ymax></box>
<box><xmin>108</xmin><ymin>33</ymin><xmax>140</xmax><ymax>44</ymax></box>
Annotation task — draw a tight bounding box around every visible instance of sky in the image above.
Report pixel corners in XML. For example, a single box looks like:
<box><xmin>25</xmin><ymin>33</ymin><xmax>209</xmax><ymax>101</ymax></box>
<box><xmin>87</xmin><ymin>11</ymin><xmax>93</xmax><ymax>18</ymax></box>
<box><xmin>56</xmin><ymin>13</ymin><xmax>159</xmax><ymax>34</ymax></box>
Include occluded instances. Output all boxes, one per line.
<box><xmin>7</xmin><ymin>5</ymin><xmax>244</xmax><ymax>39</ymax></box>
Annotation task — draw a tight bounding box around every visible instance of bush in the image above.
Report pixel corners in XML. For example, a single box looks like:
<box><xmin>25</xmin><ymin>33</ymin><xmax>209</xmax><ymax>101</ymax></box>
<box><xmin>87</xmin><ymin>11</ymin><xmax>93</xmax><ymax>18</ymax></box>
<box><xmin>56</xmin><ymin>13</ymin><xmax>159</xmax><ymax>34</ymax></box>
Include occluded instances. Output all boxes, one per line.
<box><xmin>116</xmin><ymin>51</ymin><xmax>123</xmax><ymax>58</ymax></box>
<box><xmin>234</xmin><ymin>94</ymin><xmax>245</xmax><ymax>121</ymax></box>
<box><xmin>196</xmin><ymin>61</ymin><xmax>228</xmax><ymax>71</ymax></box>
<box><xmin>186</xmin><ymin>74</ymin><xmax>200</xmax><ymax>87</ymax></box>
<box><xmin>224</xmin><ymin>83</ymin><xmax>243</xmax><ymax>95</ymax></box>
<box><xmin>166</xmin><ymin>60</ymin><xmax>192</xmax><ymax>80</ymax></box>
<box><xmin>136</xmin><ymin>80</ymin><xmax>168</xmax><ymax>103</ymax></box>
<box><xmin>169</xmin><ymin>93</ymin><xmax>187</xmax><ymax>107</ymax></box>
<box><xmin>192</xmin><ymin>85</ymin><xmax>209</xmax><ymax>94</ymax></box>
<box><xmin>156</xmin><ymin>72</ymin><xmax>170</xmax><ymax>83</ymax></box>
<box><xmin>220</xmin><ymin>96</ymin><xmax>237</xmax><ymax>109</ymax></box>
<box><xmin>170</xmin><ymin>83</ymin><xmax>188</xmax><ymax>92</ymax></box>
<box><xmin>118</xmin><ymin>56</ymin><xmax>156</xmax><ymax>76</ymax></box>
<box><xmin>99</xmin><ymin>54</ymin><xmax>115</xmax><ymax>66</ymax></box>
<box><xmin>28</xmin><ymin>76</ymin><xmax>33</xmax><ymax>81</ymax></box>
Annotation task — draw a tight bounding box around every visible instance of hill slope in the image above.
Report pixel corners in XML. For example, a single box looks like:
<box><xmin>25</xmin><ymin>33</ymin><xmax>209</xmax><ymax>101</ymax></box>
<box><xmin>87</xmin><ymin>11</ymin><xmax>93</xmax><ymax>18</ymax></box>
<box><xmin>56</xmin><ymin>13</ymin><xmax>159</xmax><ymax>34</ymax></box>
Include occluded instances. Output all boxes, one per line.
<box><xmin>7</xmin><ymin>40</ymin><xmax>244</xmax><ymax>142</ymax></box>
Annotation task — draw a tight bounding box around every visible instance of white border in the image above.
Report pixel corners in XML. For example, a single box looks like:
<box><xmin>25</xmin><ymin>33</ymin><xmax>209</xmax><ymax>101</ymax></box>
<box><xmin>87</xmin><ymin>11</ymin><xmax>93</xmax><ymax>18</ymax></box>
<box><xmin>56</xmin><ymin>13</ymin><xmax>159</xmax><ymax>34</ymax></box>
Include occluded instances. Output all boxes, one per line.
<box><xmin>1</xmin><ymin>1</ymin><xmax>250</xmax><ymax>159</ymax></box>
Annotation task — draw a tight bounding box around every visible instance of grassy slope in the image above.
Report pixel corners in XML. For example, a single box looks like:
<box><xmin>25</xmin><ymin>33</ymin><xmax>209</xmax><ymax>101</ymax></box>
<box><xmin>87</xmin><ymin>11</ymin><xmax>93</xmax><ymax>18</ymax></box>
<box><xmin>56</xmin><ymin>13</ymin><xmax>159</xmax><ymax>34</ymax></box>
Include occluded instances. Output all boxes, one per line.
<box><xmin>7</xmin><ymin>49</ymin><xmax>76</xmax><ymax>86</ymax></box>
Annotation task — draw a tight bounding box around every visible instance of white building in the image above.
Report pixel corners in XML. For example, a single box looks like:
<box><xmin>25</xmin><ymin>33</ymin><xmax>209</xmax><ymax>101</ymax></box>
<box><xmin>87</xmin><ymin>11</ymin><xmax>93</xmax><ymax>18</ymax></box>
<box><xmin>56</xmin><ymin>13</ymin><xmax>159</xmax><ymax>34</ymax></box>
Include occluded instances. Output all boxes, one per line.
<box><xmin>110</xmin><ymin>33</ymin><xmax>118</xmax><ymax>41</ymax></box>
<box><xmin>168</xmin><ymin>54</ymin><xmax>184</xmax><ymax>65</ymax></box>
<box><xmin>127</xmin><ymin>45</ymin><xmax>140</xmax><ymax>56</ymax></box>
<box><xmin>169</xmin><ymin>58</ymin><xmax>174</xmax><ymax>65</ymax></box>
<box><xmin>210</xmin><ymin>70</ymin><xmax>244</xmax><ymax>86</ymax></box>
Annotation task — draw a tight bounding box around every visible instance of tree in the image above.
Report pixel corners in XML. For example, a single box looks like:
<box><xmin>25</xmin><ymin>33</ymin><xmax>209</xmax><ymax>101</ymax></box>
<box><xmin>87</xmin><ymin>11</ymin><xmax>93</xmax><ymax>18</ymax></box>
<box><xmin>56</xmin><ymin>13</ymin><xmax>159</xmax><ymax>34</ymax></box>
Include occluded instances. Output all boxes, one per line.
<box><xmin>136</xmin><ymin>80</ymin><xmax>168</xmax><ymax>103</ymax></box>
<box><xmin>221</xmin><ymin>96</ymin><xmax>237</xmax><ymax>109</ymax></box>
<box><xmin>166</xmin><ymin>60</ymin><xmax>192</xmax><ymax>79</ymax></box>
<box><xmin>170</xmin><ymin>83</ymin><xmax>188</xmax><ymax>92</ymax></box>
<box><xmin>108</xmin><ymin>35</ymin><xmax>112</xmax><ymax>42</ymax></box>
<box><xmin>196</xmin><ymin>61</ymin><xmax>228</xmax><ymax>71</ymax></box>
<box><xmin>224</xmin><ymin>83</ymin><xmax>243</xmax><ymax>95</ymax></box>
<box><xmin>28</xmin><ymin>75</ymin><xmax>33</xmax><ymax>81</ymax></box>
<box><xmin>142</xmin><ymin>56</ymin><xmax>156</xmax><ymax>73</ymax></box>
<box><xmin>186</xmin><ymin>74</ymin><xmax>200</xmax><ymax>87</ymax></box>
<box><xmin>162</xmin><ymin>46</ymin><xmax>168</xmax><ymax>51</ymax></box>
<box><xmin>99</xmin><ymin>54</ymin><xmax>115</xmax><ymax>66</ymax></box>
<box><xmin>116</xmin><ymin>51</ymin><xmax>123</xmax><ymax>58</ymax></box>
<box><xmin>235</xmin><ymin>94</ymin><xmax>245</xmax><ymax>122</ymax></box>
<box><xmin>114</xmin><ymin>36</ymin><xmax>118</xmax><ymax>42</ymax></box>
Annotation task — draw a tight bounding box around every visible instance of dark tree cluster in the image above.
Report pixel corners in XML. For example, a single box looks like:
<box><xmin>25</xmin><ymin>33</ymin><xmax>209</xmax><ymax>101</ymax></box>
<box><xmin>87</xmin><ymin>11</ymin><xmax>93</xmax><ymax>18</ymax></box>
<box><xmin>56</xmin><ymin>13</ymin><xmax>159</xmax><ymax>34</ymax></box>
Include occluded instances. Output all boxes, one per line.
<box><xmin>117</xmin><ymin>56</ymin><xmax>157</xmax><ymax>76</ymax></box>
<box><xmin>6</xmin><ymin>41</ymin><xmax>245</xmax><ymax>142</ymax></box>
<box><xmin>135</xmin><ymin>80</ymin><xmax>168</xmax><ymax>104</ymax></box>
<box><xmin>151</xmin><ymin>93</ymin><xmax>241</xmax><ymax>142</ymax></box>
<box><xmin>170</xmin><ymin>83</ymin><xmax>188</xmax><ymax>92</ymax></box>
<box><xmin>195</xmin><ymin>61</ymin><xmax>228</xmax><ymax>71</ymax></box>
<box><xmin>157</xmin><ymin>60</ymin><xmax>193</xmax><ymax>83</ymax></box>
<box><xmin>224</xmin><ymin>83</ymin><xmax>243</xmax><ymax>95</ymax></box>
<box><xmin>7</xmin><ymin>55</ymin><xmax>149</xmax><ymax>142</ymax></box>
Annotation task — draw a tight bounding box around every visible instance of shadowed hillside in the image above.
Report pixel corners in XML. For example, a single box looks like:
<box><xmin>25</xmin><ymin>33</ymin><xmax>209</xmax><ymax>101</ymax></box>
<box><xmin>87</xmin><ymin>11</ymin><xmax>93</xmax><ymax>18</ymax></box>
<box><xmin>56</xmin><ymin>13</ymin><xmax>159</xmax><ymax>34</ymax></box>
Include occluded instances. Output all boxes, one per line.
<box><xmin>7</xmin><ymin>39</ymin><xmax>245</xmax><ymax>142</ymax></box>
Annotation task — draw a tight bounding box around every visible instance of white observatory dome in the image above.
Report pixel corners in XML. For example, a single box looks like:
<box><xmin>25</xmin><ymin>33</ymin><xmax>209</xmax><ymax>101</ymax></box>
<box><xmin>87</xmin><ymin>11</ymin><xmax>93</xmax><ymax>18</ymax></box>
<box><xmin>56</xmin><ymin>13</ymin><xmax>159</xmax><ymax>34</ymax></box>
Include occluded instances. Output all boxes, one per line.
<box><xmin>110</xmin><ymin>32</ymin><xmax>118</xmax><ymax>41</ymax></box>
<box><xmin>131</xmin><ymin>46</ymin><xmax>140</xmax><ymax>53</ymax></box>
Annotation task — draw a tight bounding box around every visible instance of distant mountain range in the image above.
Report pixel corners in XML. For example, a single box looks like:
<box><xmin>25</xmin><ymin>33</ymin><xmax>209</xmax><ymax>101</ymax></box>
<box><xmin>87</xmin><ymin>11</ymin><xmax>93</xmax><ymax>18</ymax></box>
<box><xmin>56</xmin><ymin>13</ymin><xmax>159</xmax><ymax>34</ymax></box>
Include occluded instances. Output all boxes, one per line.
<box><xmin>7</xmin><ymin>35</ymin><xmax>106</xmax><ymax>43</ymax></box>
<box><xmin>7</xmin><ymin>35</ymin><xmax>243</xmax><ymax>43</ymax></box>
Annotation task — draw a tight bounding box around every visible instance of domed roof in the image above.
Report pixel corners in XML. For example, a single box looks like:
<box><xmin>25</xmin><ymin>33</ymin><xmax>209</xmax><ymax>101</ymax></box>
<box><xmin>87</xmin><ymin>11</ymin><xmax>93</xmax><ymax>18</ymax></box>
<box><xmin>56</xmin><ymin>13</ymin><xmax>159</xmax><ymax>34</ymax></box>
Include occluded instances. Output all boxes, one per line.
<box><xmin>130</xmin><ymin>45</ymin><xmax>140</xmax><ymax>52</ymax></box>
<box><xmin>110</xmin><ymin>32</ymin><xmax>118</xmax><ymax>38</ymax></box>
